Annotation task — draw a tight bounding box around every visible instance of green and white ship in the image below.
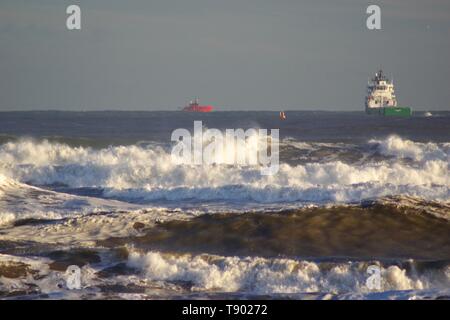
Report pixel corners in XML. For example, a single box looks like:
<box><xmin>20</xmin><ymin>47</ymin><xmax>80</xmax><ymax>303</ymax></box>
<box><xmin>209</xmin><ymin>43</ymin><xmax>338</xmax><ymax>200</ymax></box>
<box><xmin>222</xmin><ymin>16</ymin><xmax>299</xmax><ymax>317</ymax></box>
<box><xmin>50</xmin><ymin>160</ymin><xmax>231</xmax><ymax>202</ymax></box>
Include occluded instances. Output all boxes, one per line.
<box><xmin>365</xmin><ymin>69</ymin><xmax>412</xmax><ymax>117</ymax></box>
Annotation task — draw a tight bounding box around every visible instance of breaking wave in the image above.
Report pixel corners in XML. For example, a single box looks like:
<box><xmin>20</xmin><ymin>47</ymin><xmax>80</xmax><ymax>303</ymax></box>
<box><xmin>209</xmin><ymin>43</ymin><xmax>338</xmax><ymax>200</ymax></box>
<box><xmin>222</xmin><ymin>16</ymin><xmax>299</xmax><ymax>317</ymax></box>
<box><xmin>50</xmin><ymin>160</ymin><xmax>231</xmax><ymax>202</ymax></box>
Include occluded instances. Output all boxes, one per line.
<box><xmin>2</xmin><ymin>250</ymin><xmax>449</xmax><ymax>299</ymax></box>
<box><xmin>369</xmin><ymin>136</ymin><xmax>450</xmax><ymax>162</ymax></box>
<box><xmin>0</xmin><ymin>136</ymin><xmax>448</xmax><ymax>205</ymax></box>
<box><xmin>0</xmin><ymin>174</ymin><xmax>144</xmax><ymax>227</ymax></box>
<box><xmin>127</xmin><ymin>251</ymin><xmax>450</xmax><ymax>296</ymax></box>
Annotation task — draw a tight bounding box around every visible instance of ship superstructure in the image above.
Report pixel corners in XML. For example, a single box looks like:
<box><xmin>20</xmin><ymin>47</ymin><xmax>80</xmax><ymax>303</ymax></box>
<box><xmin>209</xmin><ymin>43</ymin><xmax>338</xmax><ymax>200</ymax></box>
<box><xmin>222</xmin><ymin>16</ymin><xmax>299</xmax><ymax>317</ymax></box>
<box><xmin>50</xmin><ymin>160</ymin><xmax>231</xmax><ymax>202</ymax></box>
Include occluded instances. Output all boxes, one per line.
<box><xmin>365</xmin><ymin>69</ymin><xmax>411</xmax><ymax>116</ymax></box>
<box><xmin>183</xmin><ymin>98</ymin><xmax>214</xmax><ymax>112</ymax></box>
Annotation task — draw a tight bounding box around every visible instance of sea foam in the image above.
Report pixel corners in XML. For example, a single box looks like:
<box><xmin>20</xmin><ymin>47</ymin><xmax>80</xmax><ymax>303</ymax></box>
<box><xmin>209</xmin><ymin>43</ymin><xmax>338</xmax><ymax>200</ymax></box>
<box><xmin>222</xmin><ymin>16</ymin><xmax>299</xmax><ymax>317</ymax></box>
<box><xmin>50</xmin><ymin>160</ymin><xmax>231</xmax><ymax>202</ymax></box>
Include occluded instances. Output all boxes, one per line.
<box><xmin>0</xmin><ymin>136</ymin><xmax>448</xmax><ymax>205</ymax></box>
<box><xmin>127</xmin><ymin>250</ymin><xmax>450</xmax><ymax>296</ymax></box>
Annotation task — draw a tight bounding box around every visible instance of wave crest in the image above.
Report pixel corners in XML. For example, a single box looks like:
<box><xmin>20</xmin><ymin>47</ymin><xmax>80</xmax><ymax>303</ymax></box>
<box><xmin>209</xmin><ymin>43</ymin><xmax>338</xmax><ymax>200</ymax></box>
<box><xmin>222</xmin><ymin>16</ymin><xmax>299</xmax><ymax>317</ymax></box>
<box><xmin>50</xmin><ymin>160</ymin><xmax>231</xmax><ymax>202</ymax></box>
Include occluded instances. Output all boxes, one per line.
<box><xmin>0</xmin><ymin>136</ymin><xmax>448</xmax><ymax>204</ymax></box>
<box><xmin>127</xmin><ymin>251</ymin><xmax>450</xmax><ymax>295</ymax></box>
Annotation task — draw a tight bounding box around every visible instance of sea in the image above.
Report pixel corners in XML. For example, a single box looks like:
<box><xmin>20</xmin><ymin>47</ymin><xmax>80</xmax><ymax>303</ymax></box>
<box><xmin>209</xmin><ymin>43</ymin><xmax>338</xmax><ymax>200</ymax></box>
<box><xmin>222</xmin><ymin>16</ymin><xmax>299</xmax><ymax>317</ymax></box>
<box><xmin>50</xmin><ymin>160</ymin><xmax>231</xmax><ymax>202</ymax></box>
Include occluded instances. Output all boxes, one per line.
<box><xmin>0</xmin><ymin>110</ymin><xmax>449</xmax><ymax>300</ymax></box>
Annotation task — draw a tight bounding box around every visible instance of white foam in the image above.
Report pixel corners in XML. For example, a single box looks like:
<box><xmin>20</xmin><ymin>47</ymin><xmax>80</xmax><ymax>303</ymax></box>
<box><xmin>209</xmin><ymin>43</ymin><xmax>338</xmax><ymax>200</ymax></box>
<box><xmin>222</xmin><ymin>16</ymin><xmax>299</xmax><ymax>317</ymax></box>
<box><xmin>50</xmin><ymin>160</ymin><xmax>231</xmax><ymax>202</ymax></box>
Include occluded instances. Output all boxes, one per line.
<box><xmin>0</xmin><ymin>174</ymin><xmax>145</xmax><ymax>227</ymax></box>
<box><xmin>0</xmin><ymin>137</ymin><xmax>448</xmax><ymax>207</ymax></box>
<box><xmin>0</xmin><ymin>207</ymin><xmax>193</xmax><ymax>245</ymax></box>
<box><xmin>0</xmin><ymin>253</ymin><xmax>104</xmax><ymax>299</ymax></box>
<box><xmin>127</xmin><ymin>251</ymin><xmax>450</xmax><ymax>295</ymax></box>
<box><xmin>370</xmin><ymin>135</ymin><xmax>449</xmax><ymax>162</ymax></box>
<box><xmin>1</xmin><ymin>251</ymin><xmax>449</xmax><ymax>299</ymax></box>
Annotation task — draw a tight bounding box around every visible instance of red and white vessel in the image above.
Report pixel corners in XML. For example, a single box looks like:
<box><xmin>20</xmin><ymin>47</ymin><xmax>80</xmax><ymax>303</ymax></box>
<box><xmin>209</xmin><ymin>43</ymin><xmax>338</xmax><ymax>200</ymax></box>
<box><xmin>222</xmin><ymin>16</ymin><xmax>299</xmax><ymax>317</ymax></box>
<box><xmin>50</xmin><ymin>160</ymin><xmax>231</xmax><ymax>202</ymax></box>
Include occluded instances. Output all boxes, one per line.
<box><xmin>183</xmin><ymin>98</ymin><xmax>214</xmax><ymax>112</ymax></box>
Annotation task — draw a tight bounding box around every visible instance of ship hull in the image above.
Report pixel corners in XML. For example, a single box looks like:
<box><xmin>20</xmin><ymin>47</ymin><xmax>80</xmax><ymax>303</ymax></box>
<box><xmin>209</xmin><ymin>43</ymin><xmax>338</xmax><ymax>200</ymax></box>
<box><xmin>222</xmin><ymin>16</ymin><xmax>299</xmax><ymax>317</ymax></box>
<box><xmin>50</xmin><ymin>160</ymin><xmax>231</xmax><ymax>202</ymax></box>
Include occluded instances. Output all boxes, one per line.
<box><xmin>366</xmin><ymin>107</ymin><xmax>411</xmax><ymax>117</ymax></box>
<box><xmin>182</xmin><ymin>106</ymin><xmax>213</xmax><ymax>112</ymax></box>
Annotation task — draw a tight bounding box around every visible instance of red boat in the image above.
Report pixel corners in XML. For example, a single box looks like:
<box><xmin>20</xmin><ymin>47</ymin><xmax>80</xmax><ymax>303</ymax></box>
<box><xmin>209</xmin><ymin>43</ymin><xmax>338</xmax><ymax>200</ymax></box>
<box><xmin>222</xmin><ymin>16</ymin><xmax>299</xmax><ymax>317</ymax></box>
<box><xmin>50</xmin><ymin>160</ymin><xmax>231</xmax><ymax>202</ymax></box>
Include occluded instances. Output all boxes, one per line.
<box><xmin>183</xmin><ymin>98</ymin><xmax>214</xmax><ymax>112</ymax></box>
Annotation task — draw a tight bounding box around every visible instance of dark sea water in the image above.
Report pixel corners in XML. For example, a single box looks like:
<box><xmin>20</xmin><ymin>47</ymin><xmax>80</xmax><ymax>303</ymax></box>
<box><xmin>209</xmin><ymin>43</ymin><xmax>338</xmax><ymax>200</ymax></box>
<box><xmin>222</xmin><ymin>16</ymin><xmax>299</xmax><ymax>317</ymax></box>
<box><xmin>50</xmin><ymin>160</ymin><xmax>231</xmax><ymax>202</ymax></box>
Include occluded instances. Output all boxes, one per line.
<box><xmin>0</xmin><ymin>111</ymin><xmax>449</xmax><ymax>299</ymax></box>
<box><xmin>1</xmin><ymin>110</ymin><xmax>449</xmax><ymax>145</ymax></box>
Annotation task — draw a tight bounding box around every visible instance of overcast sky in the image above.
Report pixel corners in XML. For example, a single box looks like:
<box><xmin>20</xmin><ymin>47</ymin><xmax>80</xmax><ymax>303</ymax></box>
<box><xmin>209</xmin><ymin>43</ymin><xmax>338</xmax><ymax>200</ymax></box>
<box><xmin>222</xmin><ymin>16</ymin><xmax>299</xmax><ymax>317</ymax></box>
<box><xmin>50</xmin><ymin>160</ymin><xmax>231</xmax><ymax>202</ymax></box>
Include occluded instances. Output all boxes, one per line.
<box><xmin>1</xmin><ymin>0</ymin><xmax>449</xmax><ymax>111</ymax></box>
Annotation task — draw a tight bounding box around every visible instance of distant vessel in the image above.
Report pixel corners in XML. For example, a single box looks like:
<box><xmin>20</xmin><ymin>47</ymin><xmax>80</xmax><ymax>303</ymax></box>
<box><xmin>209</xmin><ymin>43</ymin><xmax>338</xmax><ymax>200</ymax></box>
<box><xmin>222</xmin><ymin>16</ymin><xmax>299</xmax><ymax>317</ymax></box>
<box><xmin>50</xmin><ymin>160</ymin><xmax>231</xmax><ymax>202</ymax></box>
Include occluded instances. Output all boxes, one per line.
<box><xmin>424</xmin><ymin>112</ymin><xmax>433</xmax><ymax>117</ymax></box>
<box><xmin>365</xmin><ymin>69</ymin><xmax>411</xmax><ymax>117</ymax></box>
<box><xmin>279</xmin><ymin>111</ymin><xmax>286</xmax><ymax>120</ymax></box>
<box><xmin>183</xmin><ymin>98</ymin><xmax>214</xmax><ymax>112</ymax></box>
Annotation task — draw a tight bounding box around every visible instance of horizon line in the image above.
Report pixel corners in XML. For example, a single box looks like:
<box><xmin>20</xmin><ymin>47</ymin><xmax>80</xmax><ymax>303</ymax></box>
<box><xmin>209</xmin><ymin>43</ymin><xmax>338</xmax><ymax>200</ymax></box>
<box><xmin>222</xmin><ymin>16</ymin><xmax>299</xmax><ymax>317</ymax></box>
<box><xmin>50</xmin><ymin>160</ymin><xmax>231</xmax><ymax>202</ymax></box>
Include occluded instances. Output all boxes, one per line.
<box><xmin>0</xmin><ymin>108</ymin><xmax>447</xmax><ymax>113</ymax></box>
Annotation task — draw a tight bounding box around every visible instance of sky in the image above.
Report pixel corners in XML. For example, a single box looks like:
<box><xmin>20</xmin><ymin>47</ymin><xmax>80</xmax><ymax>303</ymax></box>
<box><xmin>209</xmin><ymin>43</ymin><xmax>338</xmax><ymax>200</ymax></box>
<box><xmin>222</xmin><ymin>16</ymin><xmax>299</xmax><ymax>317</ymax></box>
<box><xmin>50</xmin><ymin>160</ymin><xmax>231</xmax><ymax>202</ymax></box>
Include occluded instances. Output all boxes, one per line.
<box><xmin>0</xmin><ymin>0</ymin><xmax>449</xmax><ymax>111</ymax></box>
